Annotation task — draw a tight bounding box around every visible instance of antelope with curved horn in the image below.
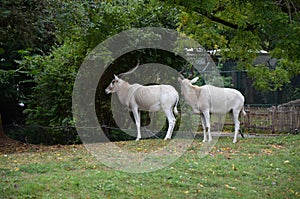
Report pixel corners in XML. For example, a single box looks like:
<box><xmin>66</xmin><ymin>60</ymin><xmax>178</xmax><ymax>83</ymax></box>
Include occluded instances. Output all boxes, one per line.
<box><xmin>105</xmin><ymin>62</ymin><xmax>179</xmax><ymax>140</ymax></box>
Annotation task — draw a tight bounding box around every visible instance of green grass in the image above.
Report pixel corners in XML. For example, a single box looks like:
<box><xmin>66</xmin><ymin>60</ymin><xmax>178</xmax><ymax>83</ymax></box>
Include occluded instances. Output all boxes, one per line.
<box><xmin>1</xmin><ymin>136</ymin><xmax>299</xmax><ymax>199</ymax></box>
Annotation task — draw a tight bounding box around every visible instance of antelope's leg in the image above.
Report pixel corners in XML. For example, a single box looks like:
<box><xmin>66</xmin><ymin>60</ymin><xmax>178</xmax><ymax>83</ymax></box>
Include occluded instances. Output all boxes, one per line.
<box><xmin>202</xmin><ymin>111</ymin><xmax>212</xmax><ymax>142</ymax></box>
<box><xmin>132</xmin><ymin>108</ymin><xmax>141</xmax><ymax>141</ymax></box>
<box><xmin>232</xmin><ymin>110</ymin><xmax>240</xmax><ymax>143</ymax></box>
<box><xmin>163</xmin><ymin>108</ymin><xmax>176</xmax><ymax>140</ymax></box>
<box><xmin>200</xmin><ymin>113</ymin><xmax>207</xmax><ymax>142</ymax></box>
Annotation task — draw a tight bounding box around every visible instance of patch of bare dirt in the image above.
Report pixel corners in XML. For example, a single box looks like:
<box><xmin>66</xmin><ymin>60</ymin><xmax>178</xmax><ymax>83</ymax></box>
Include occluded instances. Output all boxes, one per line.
<box><xmin>0</xmin><ymin>136</ymin><xmax>79</xmax><ymax>154</ymax></box>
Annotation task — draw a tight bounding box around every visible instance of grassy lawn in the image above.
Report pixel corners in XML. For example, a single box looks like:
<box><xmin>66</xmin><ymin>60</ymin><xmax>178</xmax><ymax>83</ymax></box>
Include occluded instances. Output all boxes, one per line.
<box><xmin>1</xmin><ymin>135</ymin><xmax>299</xmax><ymax>199</ymax></box>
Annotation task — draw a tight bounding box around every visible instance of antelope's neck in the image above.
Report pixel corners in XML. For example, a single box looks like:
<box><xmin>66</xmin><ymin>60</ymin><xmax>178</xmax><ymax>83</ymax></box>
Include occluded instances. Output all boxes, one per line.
<box><xmin>117</xmin><ymin>82</ymin><xmax>142</xmax><ymax>107</ymax></box>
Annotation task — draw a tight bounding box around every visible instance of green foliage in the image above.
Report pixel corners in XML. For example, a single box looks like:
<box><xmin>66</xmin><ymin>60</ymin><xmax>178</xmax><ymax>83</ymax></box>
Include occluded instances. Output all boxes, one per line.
<box><xmin>168</xmin><ymin>0</ymin><xmax>300</xmax><ymax>91</ymax></box>
<box><xmin>0</xmin><ymin>0</ymin><xmax>56</xmax><ymax>124</ymax></box>
<box><xmin>0</xmin><ymin>70</ymin><xmax>18</xmax><ymax>105</ymax></box>
<box><xmin>50</xmin><ymin>0</ymin><xmax>179</xmax><ymax>46</ymax></box>
<box><xmin>3</xmin><ymin>0</ymin><xmax>300</xmax><ymax>143</ymax></box>
<box><xmin>18</xmin><ymin>0</ymin><xmax>180</xmax><ymax>143</ymax></box>
<box><xmin>248</xmin><ymin>64</ymin><xmax>291</xmax><ymax>91</ymax></box>
<box><xmin>20</xmin><ymin>42</ymin><xmax>85</xmax><ymax>127</ymax></box>
<box><xmin>7</xmin><ymin>125</ymin><xmax>80</xmax><ymax>145</ymax></box>
<box><xmin>0</xmin><ymin>0</ymin><xmax>55</xmax><ymax>58</ymax></box>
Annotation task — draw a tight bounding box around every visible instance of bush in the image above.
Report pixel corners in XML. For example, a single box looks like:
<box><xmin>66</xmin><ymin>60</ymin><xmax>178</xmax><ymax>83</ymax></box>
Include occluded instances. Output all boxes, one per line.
<box><xmin>19</xmin><ymin>0</ymin><xmax>180</xmax><ymax>144</ymax></box>
<box><xmin>5</xmin><ymin>125</ymin><xmax>80</xmax><ymax>145</ymax></box>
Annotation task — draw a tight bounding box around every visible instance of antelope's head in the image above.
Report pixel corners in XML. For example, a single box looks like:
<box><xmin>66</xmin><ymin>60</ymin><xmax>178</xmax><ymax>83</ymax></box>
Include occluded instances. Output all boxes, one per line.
<box><xmin>105</xmin><ymin>75</ymin><xmax>125</xmax><ymax>94</ymax></box>
<box><xmin>105</xmin><ymin>61</ymin><xmax>140</xmax><ymax>94</ymax></box>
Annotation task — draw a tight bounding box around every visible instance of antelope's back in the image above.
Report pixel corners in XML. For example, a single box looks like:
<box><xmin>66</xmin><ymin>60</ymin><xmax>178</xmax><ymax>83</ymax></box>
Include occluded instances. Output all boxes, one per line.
<box><xmin>133</xmin><ymin>85</ymin><xmax>178</xmax><ymax>111</ymax></box>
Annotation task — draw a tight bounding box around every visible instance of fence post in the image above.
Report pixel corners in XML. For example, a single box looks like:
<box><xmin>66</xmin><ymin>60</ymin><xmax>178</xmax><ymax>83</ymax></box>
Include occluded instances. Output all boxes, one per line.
<box><xmin>244</xmin><ymin>105</ymin><xmax>250</xmax><ymax>130</ymax></box>
<box><xmin>270</xmin><ymin>106</ymin><xmax>276</xmax><ymax>133</ymax></box>
<box><xmin>290</xmin><ymin>106</ymin><xmax>296</xmax><ymax>133</ymax></box>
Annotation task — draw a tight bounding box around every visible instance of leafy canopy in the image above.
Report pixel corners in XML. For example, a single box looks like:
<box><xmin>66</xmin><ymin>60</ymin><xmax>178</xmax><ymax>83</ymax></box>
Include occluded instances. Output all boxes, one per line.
<box><xmin>19</xmin><ymin>0</ymin><xmax>180</xmax><ymax>135</ymax></box>
<box><xmin>2</xmin><ymin>0</ymin><xmax>300</xmax><ymax>143</ymax></box>
<box><xmin>167</xmin><ymin>0</ymin><xmax>300</xmax><ymax>91</ymax></box>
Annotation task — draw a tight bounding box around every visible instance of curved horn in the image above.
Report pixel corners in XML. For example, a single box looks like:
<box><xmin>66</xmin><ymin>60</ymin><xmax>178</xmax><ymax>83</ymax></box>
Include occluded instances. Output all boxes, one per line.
<box><xmin>178</xmin><ymin>69</ymin><xmax>185</xmax><ymax>79</ymax></box>
<box><xmin>187</xmin><ymin>66</ymin><xmax>194</xmax><ymax>79</ymax></box>
<box><xmin>118</xmin><ymin>60</ymin><xmax>140</xmax><ymax>78</ymax></box>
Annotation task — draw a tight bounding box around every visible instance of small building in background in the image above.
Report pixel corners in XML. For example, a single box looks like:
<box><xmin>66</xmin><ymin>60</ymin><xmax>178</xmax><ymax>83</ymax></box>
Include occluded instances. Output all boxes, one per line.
<box><xmin>185</xmin><ymin>48</ymin><xmax>300</xmax><ymax>106</ymax></box>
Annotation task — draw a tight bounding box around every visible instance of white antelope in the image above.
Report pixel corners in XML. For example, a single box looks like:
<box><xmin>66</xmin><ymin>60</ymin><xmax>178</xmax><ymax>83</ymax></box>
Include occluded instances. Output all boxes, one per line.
<box><xmin>178</xmin><ymin>76</ymin><xmax>246</xmax><ymax>143</ymax></box>
<box><xmin>105</xmin><ymin>64</ymin><xmax>179</xmax><ymax>140</ymax></box>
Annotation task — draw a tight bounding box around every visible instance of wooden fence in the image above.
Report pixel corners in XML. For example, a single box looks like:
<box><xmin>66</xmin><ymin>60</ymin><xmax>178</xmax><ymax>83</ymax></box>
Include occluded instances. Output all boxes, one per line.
<box><xmin>224</xmin><ymin>105</ymin><xmax>300</xmax><ymax>134</ymax></box>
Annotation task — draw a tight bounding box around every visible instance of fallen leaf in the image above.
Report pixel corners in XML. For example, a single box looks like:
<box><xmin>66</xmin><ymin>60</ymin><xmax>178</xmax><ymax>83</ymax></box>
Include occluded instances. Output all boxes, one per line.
<box><xmin>225</xmin><ymin>184</ymin><xmax>237</xmax><ymax>190</ymax></box>
<box><xmin>232</xmin><ymin>164</ymin><xmax>237</xmax><ymax>171</ymax></box>
<box><xmin>262</xmin><ymin>149</ymin><xmax>273</xmax><ymax>155</ymax></box>
<box><xmin>272</xmin><ymin>145</ymin><xmax>284</xmax><ymax>149</ymax></box>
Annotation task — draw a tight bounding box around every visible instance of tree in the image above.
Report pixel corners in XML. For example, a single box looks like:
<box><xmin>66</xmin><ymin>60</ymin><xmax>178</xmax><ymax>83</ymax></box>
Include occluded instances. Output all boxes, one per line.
<box><xmin>0</xmin><ymin>0</ymin><xmax>56</xmax><ymax>125</ymax></box>
<box><xmin>0</xmin><ymin>113</ymin><xmax>5</xmax><ymax>139</ymax></box>
<box><xmin>165</xmin><ymin>0</ymin><xmax>300</xmax><ymax>91</ymax></box>
<box><xmin>6</xmin><ymin>0</ymin><xmax>300</xmax><ymax>143</ymax></box>
<box><xmin>18</xmin><ymin>0</ymin><xmax>181</xmax><ymax>143</ymax></box>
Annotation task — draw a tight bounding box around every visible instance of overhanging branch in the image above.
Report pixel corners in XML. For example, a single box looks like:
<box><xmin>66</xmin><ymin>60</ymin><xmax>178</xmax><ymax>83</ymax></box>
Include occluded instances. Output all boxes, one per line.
<box><xmin>171</xmin><ymin>0</ymin><xmax>259</xmax><ymax>31</ymax></box>
<box><xmin>197</xmin><ymin>10</ymin><xmax>258</xmax><ymax>31</ymax></box>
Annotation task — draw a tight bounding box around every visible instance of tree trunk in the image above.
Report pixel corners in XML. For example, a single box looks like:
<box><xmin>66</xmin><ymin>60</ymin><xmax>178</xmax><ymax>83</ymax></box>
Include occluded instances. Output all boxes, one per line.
<box><xmin>0</xmin><ymin>113</ymin><xmax>6</xmax><ymax>139</ymax></box>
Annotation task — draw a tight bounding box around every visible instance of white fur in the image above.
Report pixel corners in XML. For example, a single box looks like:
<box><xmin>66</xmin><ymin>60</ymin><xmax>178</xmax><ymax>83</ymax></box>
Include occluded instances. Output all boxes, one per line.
<box><xmin>106</xmin><ymin>75</ymin><xmax>179</xmax><ymax>140</ymax></box>
<box><xmin>178</xmin><ymin>77</ymin><xmax>246</xmax><ymax>143</ymax></box>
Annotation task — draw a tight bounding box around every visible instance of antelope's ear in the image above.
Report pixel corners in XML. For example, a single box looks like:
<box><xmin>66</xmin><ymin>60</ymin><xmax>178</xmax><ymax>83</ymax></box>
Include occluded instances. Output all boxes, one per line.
<box><xmin>190</xmin><ymin>77</ymin><xmax>199</xmax><ymax>84</ymax></box>
<box><xmin>178</xmin><ymin>77</ymin><xmax>182</xmax><ymax>82</ymax></box>
<box><xmin>114</xmin><ymin>74</ymin><xmax>119</xmax><ymax>80</ymax></box>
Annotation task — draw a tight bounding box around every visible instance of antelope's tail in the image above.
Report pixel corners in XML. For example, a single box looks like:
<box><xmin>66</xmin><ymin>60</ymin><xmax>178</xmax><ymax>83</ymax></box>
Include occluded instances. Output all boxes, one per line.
<box><xmin>241</xmin><ymin>107</ymin><xmax>246</xmax><ymax>116</ymax></box>
<box><xmin>173</xmin><ymin>95</ymin><xmax>179</xmax><ymax>115</ymax></box>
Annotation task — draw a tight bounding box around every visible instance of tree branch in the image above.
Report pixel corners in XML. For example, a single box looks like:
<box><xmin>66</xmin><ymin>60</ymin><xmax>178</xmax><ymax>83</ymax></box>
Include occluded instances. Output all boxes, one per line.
<box><xmin>169</xmin><ymin>1</ymin><xmax>258</xmax><ymax>31</ymax></box>
<box><xmin>197</xmin><ymin>10</ymin><xmax>258</xmax><ymax>31</ymax></box>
